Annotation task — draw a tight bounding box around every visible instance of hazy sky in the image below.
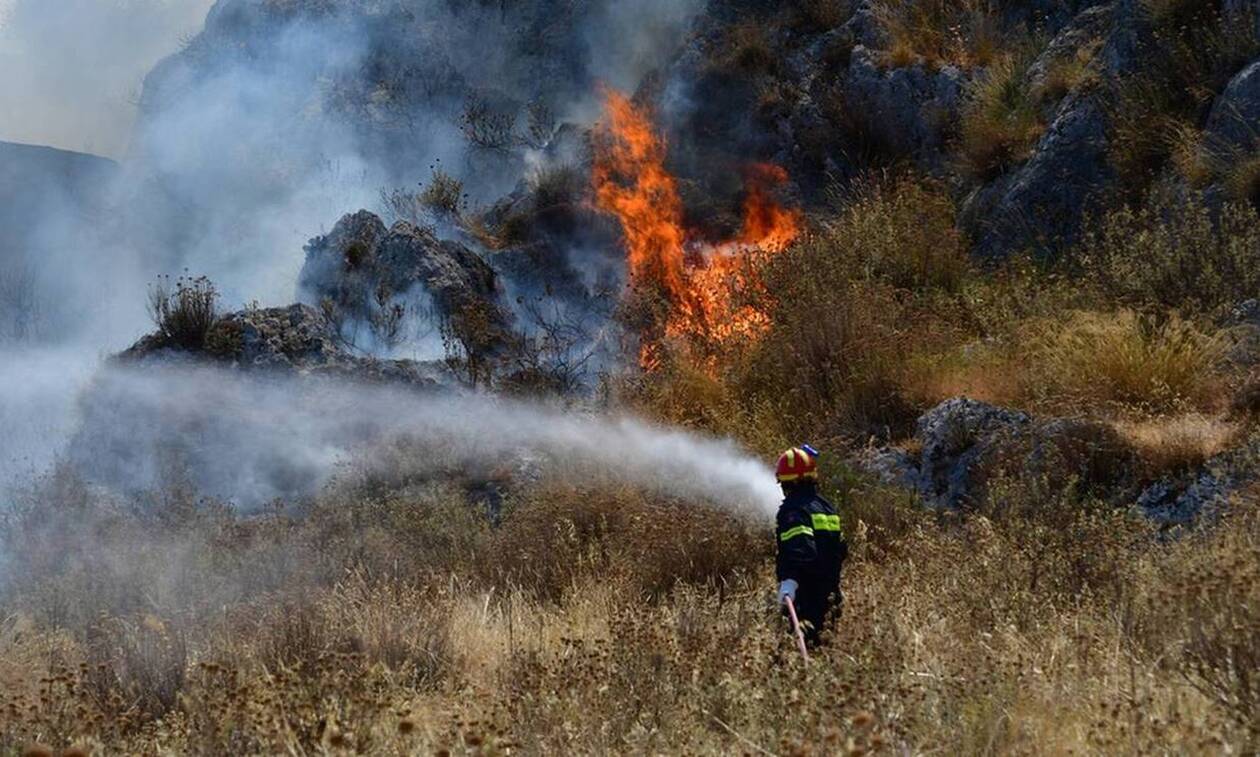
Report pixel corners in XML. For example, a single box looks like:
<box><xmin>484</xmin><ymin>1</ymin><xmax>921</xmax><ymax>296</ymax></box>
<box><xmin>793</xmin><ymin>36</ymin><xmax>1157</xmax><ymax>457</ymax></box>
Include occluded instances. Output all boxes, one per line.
<box><xmin>0</xmin><ymin>0</ymin><xmax>215</xmax><ymax>157</ymax></box>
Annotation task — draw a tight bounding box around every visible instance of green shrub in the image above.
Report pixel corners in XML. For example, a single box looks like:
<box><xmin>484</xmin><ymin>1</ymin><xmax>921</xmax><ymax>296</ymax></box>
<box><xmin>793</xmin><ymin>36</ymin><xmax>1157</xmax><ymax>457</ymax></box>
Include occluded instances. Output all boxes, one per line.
<box><xmin>957</xmin><ymin>53</ymin><xmax>1044</xmax><ymax>180</ymax></box>
<box><xmin>821</xmin><ymin>177</ymin><xmax>971</xmax><ymax>293</ymax></box>
<box><xmin>1079</xmin><ymin>193</ymin><xmax>1260</xmax><ymax>314</ymax></box>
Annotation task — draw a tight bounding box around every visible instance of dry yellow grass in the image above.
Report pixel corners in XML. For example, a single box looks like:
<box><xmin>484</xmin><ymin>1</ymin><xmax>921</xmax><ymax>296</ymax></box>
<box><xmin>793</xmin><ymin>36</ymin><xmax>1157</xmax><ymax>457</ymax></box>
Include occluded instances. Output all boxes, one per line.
<box><xmin>1116</xmin><ymin>413</ymin><xmax>1243</xmax><ymax>475</ymax></box>
<box><xmin>872</xmin><ymin>0</ymin><xmax>1008</xmax><ymax>70</ymax></box>
<box><xmin>3</xmin><ymin>488</ymin><xmax>1259</xmax><ymax>753</ymax></box>
<box><xmin>1023</xmin><ymin>310</ymin><xmax>1228</xmax><ymax>413</ymax></box>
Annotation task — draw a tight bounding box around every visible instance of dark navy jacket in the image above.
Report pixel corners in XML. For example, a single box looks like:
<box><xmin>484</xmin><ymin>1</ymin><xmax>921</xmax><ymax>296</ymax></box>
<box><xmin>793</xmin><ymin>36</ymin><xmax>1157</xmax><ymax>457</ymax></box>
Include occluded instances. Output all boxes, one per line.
<box><xmin>775</xmin><ymin>485</ymin><xmax>846</xmax><ymax>591</ymax></box>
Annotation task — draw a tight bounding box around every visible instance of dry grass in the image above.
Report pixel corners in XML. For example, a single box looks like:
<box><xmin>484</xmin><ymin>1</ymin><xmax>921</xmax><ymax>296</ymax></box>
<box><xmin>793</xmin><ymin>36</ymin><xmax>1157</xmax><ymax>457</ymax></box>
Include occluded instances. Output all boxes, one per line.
<box><xmin>1024</xmin><ymin>310</ymin><xmax>1227</xmax><ymax>413</ymax></box>
<box><xmin>4</xmin><ymin>471</ymin><xmax>1260</xmax><ymax>754</ymax></box>
<box><xmin>1108</xmin><ymin>3</ymin><xmax>1260</xmax><ymax>191</ymax></box>
<box><xmin>899</xmin><ymin>344</ymin><xmax>1026</xmax><ymax>408</ymax></box>
<box><xmin>957</xmin><ymin>53</ymin><xmax>1045</xmax><ymax>181</ymax></box>
<box><xmin>1033</xmin><ymin>45</ymin><xmax>1101</xmax><ymax>105</ymax></box>
<box><xmin>13</xmin><ymin>124</ymin><xmax>1260</xmax><ymax>752</ymax></box>
<box><xmin>872</xmin><ymin>0</ymin><xmax>1011</xmax><ymax>70</ymax></box>
<box><xmin>1116</xmin><ymin>413</ymin><xmax>1244</xmax><ymax>475</ymax></box>
<box><xmin>1180</xmin><ymin>125</ymin><xmax>1260</xmax><ymax>206</ymax></box>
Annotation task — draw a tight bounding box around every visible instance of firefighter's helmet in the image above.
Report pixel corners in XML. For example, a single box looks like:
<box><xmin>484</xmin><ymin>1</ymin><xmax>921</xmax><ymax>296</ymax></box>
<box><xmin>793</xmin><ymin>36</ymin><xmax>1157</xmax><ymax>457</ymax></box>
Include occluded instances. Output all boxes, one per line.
<box><xmin>776</xmin><ymin>446</ymin><xmax>819</xmax><ymax>483</ymax></box>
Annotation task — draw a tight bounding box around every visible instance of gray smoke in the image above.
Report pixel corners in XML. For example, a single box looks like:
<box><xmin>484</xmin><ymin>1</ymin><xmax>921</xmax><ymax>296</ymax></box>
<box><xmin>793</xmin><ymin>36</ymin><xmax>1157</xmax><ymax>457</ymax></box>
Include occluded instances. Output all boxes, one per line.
<box><xmin>0</xmin><ymin>0</ymin><xmax>722</xmax><ymax>512</ymax></box>
<box><xmin>0</xmin><ymin>0</ymin><xmax>217</xmax><ymax>157</ymax></box>
<box><xmin>3</xmin><ymin>0</ymin><xmax>707</xmax><ymax>333</ymax></box>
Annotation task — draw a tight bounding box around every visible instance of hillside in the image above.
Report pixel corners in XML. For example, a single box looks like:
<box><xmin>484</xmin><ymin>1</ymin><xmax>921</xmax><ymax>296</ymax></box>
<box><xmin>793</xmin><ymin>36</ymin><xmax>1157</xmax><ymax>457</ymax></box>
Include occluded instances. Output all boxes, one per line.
<box><xmin>0</xmin><ymin>141</ymin><xmax>118</xmax><ymax>342</ymax></box>
<box><xmin>3</xmin><ymin>0</ymin><xmax>1260</xmax><ymax>754</ymax></box>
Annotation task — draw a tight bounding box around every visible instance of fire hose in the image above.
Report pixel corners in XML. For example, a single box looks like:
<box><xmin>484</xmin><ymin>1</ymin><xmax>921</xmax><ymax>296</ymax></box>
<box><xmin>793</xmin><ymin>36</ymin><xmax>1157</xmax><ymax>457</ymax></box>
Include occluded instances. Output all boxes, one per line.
<box><xmin>784</xmin><ymin>595</ymin><xmax>810</xmax><ymax>663</ymax></box>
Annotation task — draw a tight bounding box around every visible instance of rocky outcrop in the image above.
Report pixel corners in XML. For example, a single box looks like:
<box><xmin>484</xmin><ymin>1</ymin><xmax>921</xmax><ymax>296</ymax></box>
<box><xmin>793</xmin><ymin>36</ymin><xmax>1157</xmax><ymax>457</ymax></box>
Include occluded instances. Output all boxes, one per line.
<box><xmin>119</xmin><ymin>303</ymin><xmax>442</xmax><ymax>386</ymax></box>
<box><xmin>1137</xmin><ymin>432</ymin><xmax>1260</xmax><ymax>525</ymax></box>
<box><xmin>0</xmin><ymin>141</ymin><xmax>117</xmax><ymax>226</ymax></box>
<box><xmin>298</xmin><ymin>210</ymin><xmax>513</xmax><ymax>351</ymax></box>
<box><xmin>1024</xmin><ymin>5</ymin><xmax>1113</xmax><ymax>97</ymax></box>
<box><xmin>965</xmin><ymin>90</ymin><xmax>1112</xmax><ymax>260</ymax></box>
<box><xmin>860</xmin><ymin>396</ymin><xmax>1260</xmax><ymax>524</ymax></box>
<box><xmin>962</xmin><ymin>3</ymin><xmax>1120</xmax><ymax>259</ymax></box>
<box><xmin>842</xmin><ymin>46</ymin><xmax>966</xmax><ymax>171</ymax></box>
<box><xmin>859</xmin><ymin>398</ymin><xmax>1138</xmax><ymax>508</ymax></box>
<box><xmin>1203</xmin><ymin>60</ymin><xmax>1260</xmax><ymax>154</ymax></box>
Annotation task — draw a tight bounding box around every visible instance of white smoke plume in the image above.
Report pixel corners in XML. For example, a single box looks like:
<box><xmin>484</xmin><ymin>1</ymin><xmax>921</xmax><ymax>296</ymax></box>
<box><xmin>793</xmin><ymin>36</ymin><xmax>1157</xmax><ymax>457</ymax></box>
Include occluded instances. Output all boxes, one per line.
<box><xmin>67</xmin><ymin>363</ymin><xmax>782</xmax><ymax>515</ymax></box>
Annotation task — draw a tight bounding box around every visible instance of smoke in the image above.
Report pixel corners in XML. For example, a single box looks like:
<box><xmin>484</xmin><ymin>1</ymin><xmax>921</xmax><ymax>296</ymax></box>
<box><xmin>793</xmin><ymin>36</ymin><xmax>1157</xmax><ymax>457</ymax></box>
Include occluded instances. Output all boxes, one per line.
<box><xmin>0</xmin><ymin>347</ymin><xmax>100</xmax><ymax>489</ymax></box>
<box><xmin>0</xmin><ymin>0</ymin><xmax>722</xmax><ymax>515</ymax></box>
<box><xmin>0</xmin><ymin>0</ymin><xmax>217</xmax><ymax>156</ymax></box>
<box><xmin>3</xmin><ymin>0</ymin><xmax>708</xmax><ymax>336</ymax></box>
<box><xmin>67</xmin><ymin>363</ymin><xmax>782</xmax><ymax>514</ymax></box>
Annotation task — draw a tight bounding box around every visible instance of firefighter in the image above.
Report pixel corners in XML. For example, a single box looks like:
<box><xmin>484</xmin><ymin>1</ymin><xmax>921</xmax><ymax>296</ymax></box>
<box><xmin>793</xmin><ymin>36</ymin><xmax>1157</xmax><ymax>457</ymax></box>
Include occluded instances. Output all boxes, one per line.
<box><xmin>775</xmin><ymin>445</ymin><xmax>846</xmax><ymax>647</ymax></box>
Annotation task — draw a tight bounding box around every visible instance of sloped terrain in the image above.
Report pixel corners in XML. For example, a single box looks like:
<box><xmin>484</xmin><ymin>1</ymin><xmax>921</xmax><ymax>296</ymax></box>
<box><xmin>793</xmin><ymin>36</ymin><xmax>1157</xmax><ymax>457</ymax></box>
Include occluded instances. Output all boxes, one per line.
<box><xmin>5</xmin><ymin>0</ymin><xmax>1260</xmax><ymax>754</ymax></box>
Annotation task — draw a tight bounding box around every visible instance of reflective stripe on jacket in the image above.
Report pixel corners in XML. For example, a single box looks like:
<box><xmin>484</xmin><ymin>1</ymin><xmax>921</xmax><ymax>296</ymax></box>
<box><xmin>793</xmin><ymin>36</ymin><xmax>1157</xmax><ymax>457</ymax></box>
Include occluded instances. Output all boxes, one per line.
<box><xmin>775</xmin><ymin>488</ymin><xmax>846</xmax><ymax>588</ymax></box>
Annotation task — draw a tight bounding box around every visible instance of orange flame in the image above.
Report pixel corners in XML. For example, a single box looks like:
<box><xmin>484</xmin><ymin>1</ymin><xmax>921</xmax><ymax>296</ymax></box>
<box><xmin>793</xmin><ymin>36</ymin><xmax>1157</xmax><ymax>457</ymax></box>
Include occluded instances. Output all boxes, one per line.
<box><xmin>592</xmin><ymin>89</ymin><xmax>801</xmax><ymax>367</ymax></box>
<box><xmin>591</xmin><ymin>89</ymin><xmax>689</xmax><ymax>305</ymax></box>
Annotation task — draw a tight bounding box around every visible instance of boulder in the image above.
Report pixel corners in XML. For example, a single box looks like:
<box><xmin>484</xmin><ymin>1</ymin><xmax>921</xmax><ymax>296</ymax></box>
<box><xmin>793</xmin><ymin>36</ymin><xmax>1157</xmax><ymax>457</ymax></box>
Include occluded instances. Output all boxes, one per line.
<box><xmin>842</xmin><ymin>46</ymin><xmax>967</xmax><ymax>171</ymax></box>
<box><xmin>963</xmin><ymin>1</ymin><xmax>1184</xmax><ymax>260</ymax></box>
<box><xmin>965</xmin><ymin>89</ymin><xmax>1112</xmax><ymax>259</ymax></box>
<box><xmin>1203</xmin><ymin>60</ymin><xmax>1260</xmax><ymax>154</ymax></box>
<box><xmin>913</xmin><ymin>398</ymin><xmax>1032</xmax><ymax>506</ymax></box>
<box><xmin>858</xmin><ymin>398</ymin><xmax>1138</xmax><ymax>508</ymax></box>
<box><xmin>298</xmin><ymin>210</ymin><xmax>512</xmax><ymax>350</ymax></box>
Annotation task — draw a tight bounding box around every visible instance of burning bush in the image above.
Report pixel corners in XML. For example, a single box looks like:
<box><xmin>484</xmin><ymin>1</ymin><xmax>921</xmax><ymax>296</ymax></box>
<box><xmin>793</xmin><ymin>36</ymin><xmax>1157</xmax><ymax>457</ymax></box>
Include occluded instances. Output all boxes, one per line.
<box><xmin>592</xmin><ymin>88</ymin><xmax>801</xmax><ymax>367</ymax></box>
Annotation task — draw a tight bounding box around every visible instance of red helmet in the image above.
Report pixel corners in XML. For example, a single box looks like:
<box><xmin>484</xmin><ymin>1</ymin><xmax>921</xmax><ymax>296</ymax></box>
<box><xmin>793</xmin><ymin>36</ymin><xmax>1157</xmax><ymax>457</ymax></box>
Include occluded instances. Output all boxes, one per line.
<box><xmin>775</xmin><ymin>446</ymin><xmax>818</xmax><ymax>483</ymax></box>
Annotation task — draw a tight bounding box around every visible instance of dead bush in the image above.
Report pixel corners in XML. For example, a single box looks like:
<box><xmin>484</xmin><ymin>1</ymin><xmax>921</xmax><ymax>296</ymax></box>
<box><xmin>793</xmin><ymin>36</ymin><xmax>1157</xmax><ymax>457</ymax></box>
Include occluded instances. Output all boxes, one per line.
<box><xmin>787</xmin><ymin>0</ymin><xmax>854</xmax><ymax>32</ymax></box>
<box><xmin>419</xmin><ymin>166</ymin><xmax>465</xmax><ymax>217</ymax></box>
<box><xmin>146</xmin><ymin>274</ymin><xmax>219</xmax><ymax>350</ymax></box>
<box><xmin>85</xmin><ymin>614</ymin><xmax>187</xmax><ymax>722</ymax></box>
<box><xmin>1145</xmin><ymin>507</ymin><xmax>1260</xmax><ymax>726</ymax></box>
<box><xmin>530</xmin><ymin>163</ymin><xmax>581</xmax><ymax>209</ymax></box>
<box><xmin>715</xmin><ymin>22</ymin><xmax>779</xmax><ymax>76</ymax></box>
<box><xmin>479</xmin><ymin>480</ymin><xmax>766</xmax><ymax>602</ymax></box>
<box><xmin>459</xmin><ymin>96</ymin><xmax>517</xmax><ymax>151</ymax></box>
